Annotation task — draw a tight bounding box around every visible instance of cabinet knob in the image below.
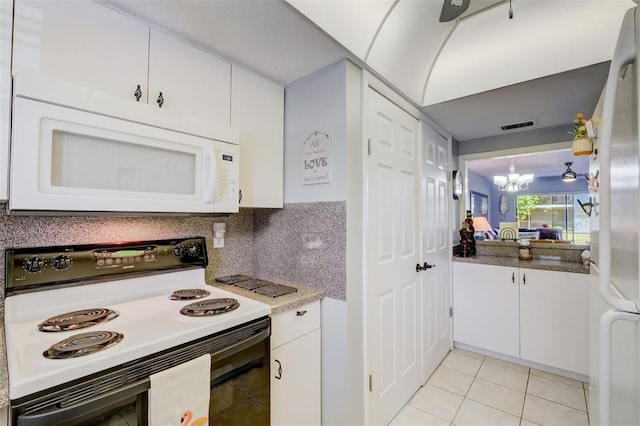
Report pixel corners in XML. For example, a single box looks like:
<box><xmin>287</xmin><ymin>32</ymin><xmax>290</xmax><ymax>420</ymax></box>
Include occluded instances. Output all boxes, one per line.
<box><xmin>239</xmin><ymin>189</ymin><xmax>243</xmax><ymax>203</ymax></box>
<box><xmin>157</xmin><ymin>92</ymin><xmax>164</xmax><ymax>108</ymax></box>
<box><xmin>134</xmin><ymin>84</ymin><xmax>142</xmax><ymax>102</ymax></box>
<box><xmin>296</xmin><ymin>310</ymin><xmax>307</xmax><ymax>317</ymax></box>
<box><xmin>522</xmin><ymin>274</ymin><xmax>526</xmax><ymax>285</ymax></box>
<box><xmin>512</xmin><ymin>272</ymin><xmax>515</xmax><ymax>283</ymax></box>
<box><xmin>274</xmin><ymin>359</ymin><xmax>282</xmax><ymax>380</ymax></box>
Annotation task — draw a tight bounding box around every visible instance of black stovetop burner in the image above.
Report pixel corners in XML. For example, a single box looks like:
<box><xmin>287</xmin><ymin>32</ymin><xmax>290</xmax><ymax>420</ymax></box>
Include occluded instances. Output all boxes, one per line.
<box><xmin>180</xmin><ymin>298</ymin><xmax>240</xmax><ymax>317</ymax></box>
<box><xmin>43</xmin><ymin>330</ymin><xmax>124</xmax><ymax>359</ymax></box>
<box><xmin>38</xmin><ymin>308</ymin><xmax>119</xmax><ymax>332</ymax></box>
<box><xmin>169</xmin><ymin>288</ymin><xmax>211</xmax><ymax>301</ymax></box>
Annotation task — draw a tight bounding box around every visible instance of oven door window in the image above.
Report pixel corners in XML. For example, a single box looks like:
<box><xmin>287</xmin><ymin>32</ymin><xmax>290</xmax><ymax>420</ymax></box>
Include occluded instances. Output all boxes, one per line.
<box><xmin>210</xmin><ymin>338</ymin><xmax>270</xmax><ymax>425</ymax></box>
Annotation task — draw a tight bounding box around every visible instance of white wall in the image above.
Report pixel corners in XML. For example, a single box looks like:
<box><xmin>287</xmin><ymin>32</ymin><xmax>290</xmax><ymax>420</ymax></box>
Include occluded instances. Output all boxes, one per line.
<box><xmin>284</xmin><ymin>59</ymin><xmax>364</xmax><ymax>425</ymax></box>
<box><xmin>320</xmin><ymin>298</ymin><xmax>348</xmax><ymax>424</ymax></box>
<box><xmin>284</xmin><ymin>60</ymin><xmax>348</xmax><ymax>203</ymax></box>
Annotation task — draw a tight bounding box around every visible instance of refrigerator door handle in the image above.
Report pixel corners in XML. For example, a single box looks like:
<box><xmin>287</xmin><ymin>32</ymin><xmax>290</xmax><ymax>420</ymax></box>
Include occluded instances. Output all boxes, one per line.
<box><xmin>599</xmin><ymin>6</ymin><xmax>640</xmax><ymax>314</ymax></box>
<box><xmin>600</xmin><ymin>309</ymin><xmax>640</xmax><ymax>426</ymax></box>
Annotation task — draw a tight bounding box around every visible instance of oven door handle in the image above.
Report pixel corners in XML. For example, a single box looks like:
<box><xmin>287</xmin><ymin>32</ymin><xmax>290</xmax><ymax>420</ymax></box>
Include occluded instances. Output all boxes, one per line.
<box><xmin>210</xmin><ymin>324</ymin><xmax>271</xmax><ymax>363</ymax></box>
<box><xmin>15</xmin><ymin>380</ymin><xmax>149</xmax><ymax>426</ymax></box>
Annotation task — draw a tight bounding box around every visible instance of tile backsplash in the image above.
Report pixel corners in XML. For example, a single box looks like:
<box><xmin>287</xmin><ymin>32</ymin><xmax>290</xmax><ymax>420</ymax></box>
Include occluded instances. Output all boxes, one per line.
<box><xmin>253</xmin><ymin>201</ymin><xmax>346</xmax><ymax>301</ymax></box>
<box><xmin>0</xmin><ymin>201</ymin><xmax>346</xmax><ymax>302</ymax></box>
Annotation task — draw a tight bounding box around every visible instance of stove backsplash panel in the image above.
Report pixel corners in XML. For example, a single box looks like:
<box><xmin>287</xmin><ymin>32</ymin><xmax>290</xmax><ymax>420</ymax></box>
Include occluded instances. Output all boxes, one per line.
<box><xmin>253</xmin><ymin>201</ymin><xmax>346</xmax><ymax>301</ymax></box>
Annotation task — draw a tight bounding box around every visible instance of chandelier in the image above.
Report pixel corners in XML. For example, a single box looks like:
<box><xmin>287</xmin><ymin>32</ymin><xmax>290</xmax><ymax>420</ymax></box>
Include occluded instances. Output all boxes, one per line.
<box><xmin>493</xmin><ymin>159</ymin><xmax>534</xmax><ymax>192</ymax></box>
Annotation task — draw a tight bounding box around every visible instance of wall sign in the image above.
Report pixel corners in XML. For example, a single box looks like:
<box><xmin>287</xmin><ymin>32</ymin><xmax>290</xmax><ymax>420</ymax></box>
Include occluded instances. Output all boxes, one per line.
<box><xmin>303</xmin><ymin>131</ymin><xmax>331</xmax><ymax>185</ymax></box>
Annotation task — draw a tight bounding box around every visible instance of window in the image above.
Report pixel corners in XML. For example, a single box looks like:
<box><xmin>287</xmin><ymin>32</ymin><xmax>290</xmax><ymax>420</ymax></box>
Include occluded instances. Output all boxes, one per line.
<box><xmin>516</xmin><ymin>193</ymin><xmax>590</xmax><ymax>243</ymax></box>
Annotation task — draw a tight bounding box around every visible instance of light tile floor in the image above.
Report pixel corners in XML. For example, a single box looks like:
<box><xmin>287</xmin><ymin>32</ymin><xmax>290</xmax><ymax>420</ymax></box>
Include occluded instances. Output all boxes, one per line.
<box><xmin>390</xmin><ymin>348</ymin><xmax>589</xmax><ymax>426</ymax></box>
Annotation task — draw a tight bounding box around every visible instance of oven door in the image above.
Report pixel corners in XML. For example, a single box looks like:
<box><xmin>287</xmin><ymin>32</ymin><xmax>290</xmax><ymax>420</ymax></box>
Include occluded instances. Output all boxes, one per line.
<box><xmin>12</xmin><ymin>381</ymin><xmax>149</xmax><ymax>426</ymax></box>
<box><xmin>210</xmin><ymin>329</ymin><xmax>270</xmax><ymax>425</ymax></box>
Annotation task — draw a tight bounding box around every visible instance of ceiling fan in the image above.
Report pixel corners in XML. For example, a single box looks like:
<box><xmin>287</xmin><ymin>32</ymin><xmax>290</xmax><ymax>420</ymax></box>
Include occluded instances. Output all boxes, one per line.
<box><xmin>439</xmin><ymin>0</ymin><xmax>513</xmax><ymax>23</ymax></box>
<box><xmin>439</xmin><ymin>0</ymin><xmax>470</xmax><ymax>22</ymax></box>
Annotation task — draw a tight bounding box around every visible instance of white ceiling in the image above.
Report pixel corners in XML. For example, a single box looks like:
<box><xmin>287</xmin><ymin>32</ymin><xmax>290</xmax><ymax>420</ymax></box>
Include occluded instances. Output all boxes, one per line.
<box><xmin>423</xmin><ymin>61</ymin><xmax>610</xmax><ymax>141</ymax></box>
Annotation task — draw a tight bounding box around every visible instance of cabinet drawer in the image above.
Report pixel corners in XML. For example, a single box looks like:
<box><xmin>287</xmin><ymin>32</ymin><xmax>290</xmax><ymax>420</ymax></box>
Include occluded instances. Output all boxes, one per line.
<box><xmin>271</xmin><ymin>300</ymin><xmax>320</xmax><ymax>349</ymax></box>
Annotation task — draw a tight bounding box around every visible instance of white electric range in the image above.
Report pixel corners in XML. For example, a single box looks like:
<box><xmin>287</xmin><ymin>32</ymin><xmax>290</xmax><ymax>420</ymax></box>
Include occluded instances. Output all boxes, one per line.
<box><xmin>4</xmin><ymin>237</ymin><xmax>271</xmax><ymax>425</ymax></box>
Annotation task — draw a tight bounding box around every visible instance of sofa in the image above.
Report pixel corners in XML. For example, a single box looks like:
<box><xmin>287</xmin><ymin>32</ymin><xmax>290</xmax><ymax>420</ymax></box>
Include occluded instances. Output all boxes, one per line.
<box><xmin>519</xmin><ymin>228</ymin><xmax>563</xmax><ymax>240</ymax></box>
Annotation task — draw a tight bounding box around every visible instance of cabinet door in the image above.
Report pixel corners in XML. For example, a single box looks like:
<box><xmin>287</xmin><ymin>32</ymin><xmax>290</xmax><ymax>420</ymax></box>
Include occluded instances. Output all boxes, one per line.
<box><xmin>0</xmin><ymin>0</ymin><xmax>12</xmax><ymax>201</ymax></box>
<box><xmin>453</xmin><ymin>263</ymin><xmax>519</xmax><ymax>357</ymax></box>
<box><xmin>148</xmin><ymin>29</ymin><xmax>231</xmax><ymax>124</ymax></box>
<box><xmin>271</xmin><ymin>328</ymin><xmax>321</xmax><ymax>426</ymax></box>
<box><xmin>231</xmin><ymin>66</ymin><xmax>284</xmax><ymax>208</ymax></box>
<box><xmin>12</xmin><ymin>0</ymin><xmax>149</xmax><ymax>102</ymax></box>
<box><xmin>520</xmin><ymin>269</ymin><xmax>589</xmax><ymax>375</ymax></box>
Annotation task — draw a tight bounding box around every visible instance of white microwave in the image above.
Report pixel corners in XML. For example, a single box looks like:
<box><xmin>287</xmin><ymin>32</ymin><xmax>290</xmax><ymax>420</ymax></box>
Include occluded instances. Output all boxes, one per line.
<box><xmin>9</xmin><ymin>70</ymin><xmax>240</xmax><ymax>215</ymax></box>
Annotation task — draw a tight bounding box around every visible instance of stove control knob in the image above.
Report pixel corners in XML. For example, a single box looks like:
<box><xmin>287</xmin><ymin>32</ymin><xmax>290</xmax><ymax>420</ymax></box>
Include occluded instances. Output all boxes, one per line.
<box><xmin>186</xmin><ymin>243</ymin><xmax>201</xmax><ymax>258</ymax></box>
<box><xmin>172</xmin><ymin>245</ymin><xmax>186</xmax><ymax>258</ymax></box>
<box><xmin>23</xmin><ymin>256</ymin><xmax>46</xmax><ymax>273</ymax></box>
<box><xmin>52</xmin><ymin>254</ymin><xmax>72</xmax><ymax>270</ymax></box>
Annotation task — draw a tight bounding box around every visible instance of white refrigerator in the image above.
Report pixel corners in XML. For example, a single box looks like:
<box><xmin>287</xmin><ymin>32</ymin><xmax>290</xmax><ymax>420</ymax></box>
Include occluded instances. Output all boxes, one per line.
<box><xmin>590</xmin><ymin>5</ymin><xmax>640</xmax><ymax>426</ymax></box>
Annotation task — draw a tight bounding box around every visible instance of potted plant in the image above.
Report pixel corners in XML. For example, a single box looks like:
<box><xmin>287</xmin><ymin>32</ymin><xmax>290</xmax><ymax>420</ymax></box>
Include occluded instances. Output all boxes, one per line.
<box><xmin>570</xmin><ymin>113</ymin><xmax>593</xmax><ymax>156</ymax></box>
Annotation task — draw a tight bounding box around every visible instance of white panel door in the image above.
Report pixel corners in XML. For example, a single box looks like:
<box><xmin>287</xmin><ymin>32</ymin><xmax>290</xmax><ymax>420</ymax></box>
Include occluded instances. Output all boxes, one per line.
<box><xmin>420</xmin><ymin>125</ymin><xmax>451</xmax><ymax>383</ymax></box>
<box><xmin>366</xmin><ymin>89</ymin><xmax>421</xmax><ymax>425</ymax></box>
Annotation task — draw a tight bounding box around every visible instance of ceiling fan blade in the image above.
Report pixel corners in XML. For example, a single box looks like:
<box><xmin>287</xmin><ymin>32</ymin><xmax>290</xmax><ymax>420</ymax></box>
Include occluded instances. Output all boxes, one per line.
<box><xmin>439</xmin><ymin>0</ymin><xmax>471</xmax><ymax>22</ymax></box>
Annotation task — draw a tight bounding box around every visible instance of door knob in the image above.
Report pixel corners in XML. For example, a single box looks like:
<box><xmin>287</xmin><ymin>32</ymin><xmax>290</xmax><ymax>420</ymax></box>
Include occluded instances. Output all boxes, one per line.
<box><xmin>416</xmin><ymin>262</ymin><xmax>436</xmax><ymax>272</ymax></box>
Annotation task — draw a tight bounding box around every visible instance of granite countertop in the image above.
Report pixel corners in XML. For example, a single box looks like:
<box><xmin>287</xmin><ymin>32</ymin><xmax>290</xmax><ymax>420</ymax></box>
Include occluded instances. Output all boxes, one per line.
<box><xmin>453</xmin><ymin>255</ymin><xmax>590</xmax><ymax>274</ymax></box>
<box><xmin>210</xmin><ymin>279</ymin><xmax>325</xmax><ymax>315</ymax></box>
<box><xmin>0</xmin><ymin>336</ymin><xmax>6</xmax><ymax>408</ymax></box>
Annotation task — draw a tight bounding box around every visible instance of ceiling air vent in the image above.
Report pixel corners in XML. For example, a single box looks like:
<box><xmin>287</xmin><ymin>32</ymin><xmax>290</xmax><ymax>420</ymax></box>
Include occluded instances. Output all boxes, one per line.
<box><xmin>500</xmin><ymin>119</ymin><xmax>539</xmax><ymax>132</ymax></box>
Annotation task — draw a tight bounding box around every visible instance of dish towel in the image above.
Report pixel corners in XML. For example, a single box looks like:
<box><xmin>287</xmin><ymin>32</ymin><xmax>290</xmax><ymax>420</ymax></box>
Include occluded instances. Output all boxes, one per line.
<box><xmin>149</xmin><ymin>354</ymin><xmax>210</xmax><ymax>426</ymax></box>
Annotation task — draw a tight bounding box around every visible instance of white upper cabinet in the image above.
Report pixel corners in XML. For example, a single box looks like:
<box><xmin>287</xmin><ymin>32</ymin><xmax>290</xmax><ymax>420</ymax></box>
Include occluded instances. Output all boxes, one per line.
<box><xmin>148</xmin><ymin>29</ymin><xmax>230</xmax><ymax>125</ymax></box>
<box><xmin>0</xmin><ymin>0</ymin><xmax>12</xmax><ymax>201</ymax></box>
<box><xmin>13</xmin><ymin>0</ymin><xmax>149</xmax><ymax>102</ymax></box>
<box><xmin>12</xmin><ymin>1</ymin><xmax>231</xmax><ymax>125</ymax></box>
<box><xmin>231</xmin><ymin>66</ymin><xmax>283</xmax><ymax>208</ymax></box>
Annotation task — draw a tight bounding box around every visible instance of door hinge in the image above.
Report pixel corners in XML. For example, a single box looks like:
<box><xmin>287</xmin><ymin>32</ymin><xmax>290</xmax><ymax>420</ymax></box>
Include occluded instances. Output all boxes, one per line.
<box><xmin>369</xmin><ymin>374</ymin><xmax>373</xmax><ymax>392</ymax></box>
<box><xmin>449</xmin><ymin>307</ymin><xmax>453</xmax><ymax>317</ymax></box>
<box><xmin>367</xmin><ymin>138</ymin><xmax>372</xmax><ymax>155</ymax></box>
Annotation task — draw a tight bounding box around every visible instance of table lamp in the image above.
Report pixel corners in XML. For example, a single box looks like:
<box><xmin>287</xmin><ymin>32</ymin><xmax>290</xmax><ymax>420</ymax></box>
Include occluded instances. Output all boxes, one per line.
<box><xmin>472</xmin><ymin>216</ymin><xmax>492</xmax><ymax>240</ymax></box>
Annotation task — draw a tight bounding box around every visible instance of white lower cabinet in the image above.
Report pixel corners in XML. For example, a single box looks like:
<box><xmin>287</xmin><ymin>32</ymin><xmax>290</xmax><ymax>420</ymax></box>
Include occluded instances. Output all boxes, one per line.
<box><xmin>270</xmin><ymin>301</ymin><xmax>321</xmax><ymax>426</ymax></box>
<box><xmin>519</xmin><ymin>268</ymin><xmax>589</xmax><ymax>375</ymax></box>
<box><xmin>453</xmin><ymin>263</ymin><xmax>520</xmax><ymax>357</ymax></box>
<box><xmin>453</xmin><ymin>262</ymin><xmax>589</xmax><ymax>376</ymax></box>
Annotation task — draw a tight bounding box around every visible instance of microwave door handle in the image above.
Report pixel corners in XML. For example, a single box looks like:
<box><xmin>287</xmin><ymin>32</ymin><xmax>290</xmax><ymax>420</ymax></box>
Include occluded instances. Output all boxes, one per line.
<box><xmin>598</xmin><ymin>7</ymin><xmax>638</xmax><ymax>312</ymax></box>
<box><xmin>203</xmin><ymin>150</ymin><xmax>215</xmax><ymax>203</ymax></box>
